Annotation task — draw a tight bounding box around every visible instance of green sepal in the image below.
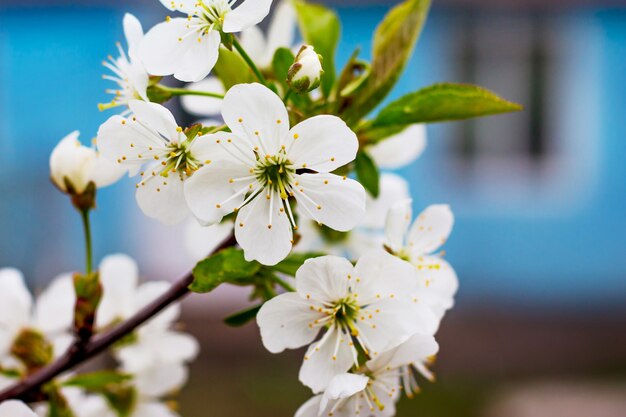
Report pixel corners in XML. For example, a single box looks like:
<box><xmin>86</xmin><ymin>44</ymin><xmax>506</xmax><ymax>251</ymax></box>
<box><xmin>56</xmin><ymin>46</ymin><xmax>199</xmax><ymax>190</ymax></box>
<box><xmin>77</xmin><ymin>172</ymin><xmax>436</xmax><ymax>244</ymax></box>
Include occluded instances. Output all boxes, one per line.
<box><xmin>73</xmin><ymin>271</ymin><xmax>102</xmax><ymax>345</ymax></box>
<box><xmin>190</xmin><ymin>248</ymin><xmax>262</xmax><ymax>293</ymax></box>
<box><xmin>371</xmin><ymin>83</ymin><xmax>524</xmax><ymax>127</ymax></box>
<box><xmin>65</xmin><ymin>180</ymin><xmax>96</xmax><ymax>211</ymax></box>
<box><xmin>11</xmin><ymin>329</ymin><xmax>53</xmax><ymax>372</ymax></box>
<box><xmin>185</xmin><ymin>124</ymin><xmax>203</xmax><ymax>141</ymax></box>
<box><xmin>47</xmin><ymin>388</ymin><xmax>76</xmax><ymax>417</ymax></box>
<box><xmin>62</xmin><ymin>371</ymin><xmax>132</xmax><ymax>391</ymax></box>
<box><xmin>354</xmin><ymin>151</ymin><xmax>380</xmax><ymax>198</ymax></box>
<box><xmin>146</xmin><ymin>84</ymin><xmax>173</xmax><ymax>104</ymax></box>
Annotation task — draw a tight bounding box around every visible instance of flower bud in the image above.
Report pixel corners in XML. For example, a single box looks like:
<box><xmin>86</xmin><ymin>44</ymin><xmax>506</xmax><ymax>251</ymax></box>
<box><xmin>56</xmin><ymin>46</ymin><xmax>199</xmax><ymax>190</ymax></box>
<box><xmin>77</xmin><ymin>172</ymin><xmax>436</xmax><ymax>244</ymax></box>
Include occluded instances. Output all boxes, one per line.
<box><xmin>287</xmin><ymin>45</ymin><xmax>324</xmax><ymax>93</ymax></box>
<box><xmin>49</xmin><ymin>132</ymin><xmax>125</xmax><ymax>206</ymax></box>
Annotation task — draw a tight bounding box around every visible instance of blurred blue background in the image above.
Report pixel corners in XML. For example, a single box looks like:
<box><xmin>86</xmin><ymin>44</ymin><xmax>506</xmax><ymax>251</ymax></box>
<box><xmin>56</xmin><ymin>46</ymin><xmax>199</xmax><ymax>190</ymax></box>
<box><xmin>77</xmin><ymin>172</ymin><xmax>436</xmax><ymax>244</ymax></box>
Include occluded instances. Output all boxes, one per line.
<box><xmin>1</xmin><ymin>1</ymin><xmax>625</xmax><ymax>416</ymax></box>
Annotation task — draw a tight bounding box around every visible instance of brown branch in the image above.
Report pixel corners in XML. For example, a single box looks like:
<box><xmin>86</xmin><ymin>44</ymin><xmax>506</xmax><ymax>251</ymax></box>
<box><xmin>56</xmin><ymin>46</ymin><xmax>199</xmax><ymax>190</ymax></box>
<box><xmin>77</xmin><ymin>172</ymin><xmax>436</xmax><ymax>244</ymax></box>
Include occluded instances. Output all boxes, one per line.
<box><xmin>0</xmin><ymin>234</ymin><xmax>237</xmax><ymax>402</ymax></box>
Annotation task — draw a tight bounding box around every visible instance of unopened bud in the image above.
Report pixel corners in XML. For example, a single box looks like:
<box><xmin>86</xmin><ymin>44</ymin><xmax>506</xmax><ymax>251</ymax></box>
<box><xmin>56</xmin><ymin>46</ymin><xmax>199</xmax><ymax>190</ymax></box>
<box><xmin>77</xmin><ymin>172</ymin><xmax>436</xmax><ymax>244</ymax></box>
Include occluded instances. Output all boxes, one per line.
<box><xmin>287</xmin><ymin>45</ymin><xmax>324</xmax><ymax>93</ymax></box>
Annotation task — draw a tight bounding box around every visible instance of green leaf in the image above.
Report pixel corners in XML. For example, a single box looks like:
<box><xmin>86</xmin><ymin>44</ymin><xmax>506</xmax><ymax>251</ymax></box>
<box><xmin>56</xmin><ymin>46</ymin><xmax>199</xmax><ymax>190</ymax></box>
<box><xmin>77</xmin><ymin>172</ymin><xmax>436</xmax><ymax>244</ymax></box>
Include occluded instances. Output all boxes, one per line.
<box><xmin>213</xmin><ymin>47</ymin><xmax>255</xmax><ymax>90</ymax></box>
<box><xmin>48</xmin><ymin>388</ymin><xmax>76</xmax><ymax>417</ymax></box>
<box><xmin>355</xmin><ymin>151</ymin><xmax>380</xmax><ymax>198</ymax></box>
<box><xmin>371</xmin><ymin>83</ymin><xmax>523</xmax><ymax>127</ymax></box>
<box><xmin>272</xmin><ymin>252</ymin><xmax>323</xmax><ymax>276</ymax></box>
<box><xmin>190</xmin><ymin>248</ymin><xmax>262</xmax><ymax>293</ymax></box>
<box><xmin>101</xmin><ymin>385</ymin><xmax>137</xmax><ymax>417</ymax></box>
<box><xmin>224</xmin><ymin>304</ymin><xmax>263</xmax><ymax>327</ymax></box>
<box><xmin>343</xmin><ymin>0</ymin><xmax>431</xmax><ymax>123</ymax></box>
<box><xmin>293</xmin><ymin>0</ymin><xmax>340</xmax><ymax>97</ymax></box>
<box><xmin>272</xmin><ymin>47</ymin><xmax>296</xmax><ymax>86</ymax></box>
<box><xmin>62</xmin><ymin>371</ymin><xmax>132</xmax><ymax>391</ymax></box>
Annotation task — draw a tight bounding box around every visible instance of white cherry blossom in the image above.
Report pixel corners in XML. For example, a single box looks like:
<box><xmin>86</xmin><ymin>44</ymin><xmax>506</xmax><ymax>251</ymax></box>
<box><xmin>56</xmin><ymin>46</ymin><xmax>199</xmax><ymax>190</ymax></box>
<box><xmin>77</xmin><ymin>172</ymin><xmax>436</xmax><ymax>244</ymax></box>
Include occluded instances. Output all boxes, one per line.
<box><xmin>140</xmin><ymin>0</ymin><xmax>274</xmax><ymax>82</ymax></box>
<box><xmin>368</xmin><ymin>124</ymin><xmax>427</xmax><ymax>170</ymax></box>
<box><xmin>0</xmin><ymin>400</ymin><xmax>38</xmax><ymax>417</ymax></box>
<box><xmin>95</xmin><ymin>254</ymin><xmax>199</xmax><ymax>373</ymax></box>
<box><xmin>97</xmin><ymin>100</ymin><xmax>216</xmax><ymax>224</ymax></box>
<box><xmin>50</xmin><ymin>131</ymin><xmax>125</xmax><ymax>195</ymax></box>
<box><xmin>100</xmin><ymin>13</ymin><xmax>149</xmax><ymax>114</ymax></box>
<box><xmin>0</xmin><ymin>269</ymin><xmax>75</xmax><ymax>371</ymax></box>
<box><xmin>256</xmin><ymin>250</ymin><xmax>437</xmax><ymax>393</ymax></box>
<box><xmin>184</xmin><ymin>83</ymin><xmax>366</xmax><ymax>265</ymax></box>
<box><xmin>295</xmin><ymin>334</ymin><xmax>439</xmax><ymax>417</ymax></box>
<box><xmin>385</xmin><ymin>201</ymin><xmax>458</xmax><ymax>320</ymax></box>
<box><xmin>297</xmin><ymin>173</ymin><xmax>409</xmax><ymax>258</ymax></box>
<box><xmin>288</xmin><ymin>45</ymin><xmax>324</xmax><ymax>93</ymax></box>
<box><xmin>181</xmin><ymin>77</ymin><xmax>225</xmax><ymax>117</ymax></box>
<box><xmin>240</xmin><ymin>0</ymin><xmax>297</xmax><ymax>69</ymax></box>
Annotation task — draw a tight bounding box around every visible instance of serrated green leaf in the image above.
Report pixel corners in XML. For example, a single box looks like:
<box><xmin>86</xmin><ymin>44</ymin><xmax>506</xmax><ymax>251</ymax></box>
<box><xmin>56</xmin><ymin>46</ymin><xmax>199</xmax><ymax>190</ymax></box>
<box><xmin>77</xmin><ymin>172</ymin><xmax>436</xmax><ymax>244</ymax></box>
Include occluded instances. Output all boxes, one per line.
<box><xmin>62</xmin><ymin>371</ymin><xmax>132</xmax><ymax>390</ymax></box>
<box><xmin>213</xmin><ymin>47</ymin><xmax>255</xmax><ymax>90</ymax></box>
<box><xmin>343</xmin><ymin>0</ymin><xmax>431</xmax><ymax>123</ymax></box>
<box><xmin>371</xmin><ymin>83</ymin><xmax>523</xmax><ymax>127</ymax></box>
<box><xmin>293</xmin><ymin>0</ymin><xmax>340</xmax><ymax>97</ymax></box>
<box><xmin>224</xmin><ymin>304</ymin><xmax>263</xmax><ymax>327</ymax></box>
<box><xmin>272</xmin><ymin>252</ymin><xmax>324</xmax><ymax>276</ymax></box>
<box><xmin>190</xmin><ymin>248</ymin><xmax>262</xmax><ymax>293</ymax></box>
<box><xmin>355</xmin><ymin>151</ymin><xmax>380</xmax><ymax>198</ymax></box>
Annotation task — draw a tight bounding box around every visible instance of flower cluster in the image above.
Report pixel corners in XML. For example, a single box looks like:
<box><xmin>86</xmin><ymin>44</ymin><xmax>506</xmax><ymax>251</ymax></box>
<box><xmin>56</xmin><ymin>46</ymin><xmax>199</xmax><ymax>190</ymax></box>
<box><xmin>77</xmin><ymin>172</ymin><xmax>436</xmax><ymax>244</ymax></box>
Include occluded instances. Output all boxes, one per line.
<box><xmin>2</xmin><ymin>0</ymin><xmax>522</xmax><ymax>415</ymax></box>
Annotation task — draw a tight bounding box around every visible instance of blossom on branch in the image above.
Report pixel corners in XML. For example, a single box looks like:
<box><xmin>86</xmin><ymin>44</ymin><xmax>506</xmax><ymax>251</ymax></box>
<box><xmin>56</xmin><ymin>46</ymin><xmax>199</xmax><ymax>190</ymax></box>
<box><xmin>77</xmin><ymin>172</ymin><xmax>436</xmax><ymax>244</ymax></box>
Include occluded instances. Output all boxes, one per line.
<box><xmin>140</xmin><ymin>0</ymin><xmax>274</xmax><ymax>82</ymax></box>
<box><xmin>0</xmin><ymin>400</ymin><xmax>38</xmax><ymax>417</ymax></box>
<box><xmin>256</xmin><ymin>250</ymin><xmax>438</xmax><ymax>393</ymax></box>
<box><xmin>184</xmin><ymin>83</ymin><xmax>366</xmax><ymax>265</ymax></box>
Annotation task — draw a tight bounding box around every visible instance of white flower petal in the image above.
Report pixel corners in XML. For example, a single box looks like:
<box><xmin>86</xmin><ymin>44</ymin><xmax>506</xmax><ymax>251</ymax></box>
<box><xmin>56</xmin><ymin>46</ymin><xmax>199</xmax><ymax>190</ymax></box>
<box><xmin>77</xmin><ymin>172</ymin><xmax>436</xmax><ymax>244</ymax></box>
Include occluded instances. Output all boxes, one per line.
<box><xmin>235</xmin><ymin>191</ymin><xmax>293</xmax><ymax>266</ymax></box>
<box><xmin>133</xmin><ymin>363</ymin><xmax>188</xmax><ymax>397</ymax></box>
<box><xmin>136</xmin><ymin>172</ymin><xmax>188</xmax><ymax>225</ymax></box>
<box><xmin>257</xmin><ymin>292</ymin><xmax>323</xmax><ymax>354</ymax></box>
<box><xmin>294</xmin><ymin>396</ymin><xmax>322</xmax><ymax>417</ymax></box>
<box><xmin>223</xmin><ymin>0</ymin><xmax>273</xmax><ymax>33</ymax></box>
<box><xmin>133</xmin><ymin>401</ymin><xmax>179</xmax><ymax>417</ymax></box>
<box><xmin>367</xmin><ymin>333</ymin><xmax>438</xmax><ymax>373</ymax></box>
<box><xmin>353</xmin><ymin>249</ymin><xmax>418</xmax><ymax>302</ymax></box>
<box><xmin>184</xmin><ymin>219</ymin><xmax>234</xmax><ymax>261</ymax></box>
<box><xmin>358</xmin><ymin>298</ymin><xmax>437</xmax><ymax>354</ymax></box>
<box><xmin>97</xmin><ymin>254</ymin><xmax>139</xmax><ymax>328</ymax></box>
<box><xmin>91</xmin><ymin>152</ymin><xmax>126</xmax><ymax>189</ymax></box>
<box><xmin>294</xmin><ymin>173</ymin><xmax>366</xmax><ymax>232</ymax></box>
<box><xmin>320</xmin><ymin>373</ymin><xmax>369</xmax><ymax>413</ymax></box>
<box><xmin>299</xmin><ymin>327</ymin><xmax>354</xmax><ymax>394</ymax></box>
<box><xmin>295</xmin><ymin>256</ymin><xmax>353</xmax><ymax>303</ymax></box>
<box><xmin>0</xmin><ymin>401</ymin><xmax>38</xmax><ymax>417</ymax></box>
<box><xmin>33</xmin><ymin>274</ymin><xmax>75</xmax><ymax>335</ymax></box>
<box><xmin>180</xmin><ymin>77</ymin><xmax>224</xmax><ymax>116</ymax></box>
<box><xmin>157</xmin><ymin>0</ymin><xmax>198</xmax><ymax>14</ymax></box>
<box><xmin>407</xmin><ymin>205</ymin><xmax>454</xmax><ymax>256</ymax></box>
<box><xmin>123</xmin><ymin>13</ymin><xmax>144</xmax><ymax>61</ymax></box>
<box><xmin>139</xmin><ymin>18</ymin><xmax>198</xmax><ymax>78</ymax></box>
<box><xmin>385</xmin><ymin>199</ymin><xmax>412</xmax><ymax>252</ymax></box>
<box><xmin>288</xmin><ymin>116</ymin><xmax>359</xmax><ymax>173</ymax></box>
<box><xmin>128</xmin><ymin>100</ymin><xmax>179</xmax><ymax>142</ymax></box>
<box><xmin>51</xmin><ymin>333</ymin><xmax>73</xmax><ymax>359</ymax></box>
<box><xmin>267</xmin><ymin>1</ymin><xmax>297</xmax><ymax>54</ymax></box>
<box><xmin>184</xmin><ymin>158</ymin><xmax>253</xmax><ymax>225</ymax></box>
<box><xmin>174</xmin><ymin>29</ymin><xmax>221</xmax><ymax>82</ymax></box>
<box><xmin>414</xmin><ymin>257</ymin><xmax>459</xmax><ymax>320</ymax></box>
<box><xmin>221</xmin><ymin>83</ymin><xmax>288</xmax><ymax>155</ymax></box>
<box><xmin>0</xmin><ymin>268</ymin><xmax>33</xmax><ymax>340</ymax></box>
<box><xmin>368</xmin><ymin>124</ymin><xmax>427</xmax><ymax>169</ymax></box>
<box><xmin>49</xmin><ymin>131</ymin><xmax>98</xmax><ymax>193</ymax></box>
<box><xmin>97</xmin><ymin>115</ymin><xmax>167</xmax><ymax>170</ymax></box>
<box><xmin>362</xmin><ymin>173</ymin><xmax>410</xmax><ymax>230</ymax></box>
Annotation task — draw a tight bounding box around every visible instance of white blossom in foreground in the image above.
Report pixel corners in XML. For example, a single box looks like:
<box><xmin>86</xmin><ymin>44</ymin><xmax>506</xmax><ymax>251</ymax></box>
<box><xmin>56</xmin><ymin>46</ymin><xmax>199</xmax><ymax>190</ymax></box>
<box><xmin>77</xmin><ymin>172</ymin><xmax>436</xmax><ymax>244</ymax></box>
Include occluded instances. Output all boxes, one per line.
<box><xmin>295</xmin><ymin>334</ymin><xmax>438</xmax><ymax>417</ymax></box>
<box><xmin>385</xmin><ymin>201</ymin><xmax>458</xmax><ymax>320</ymax></box>
<box><xmin>96</xmin><ymin>254</ymin><xmax>199</xmax><ymax>372</ymax></box>
<box><xmin>50</xmin><ymin>131</ymin><xmax>125</xmax><ymax>195</ymax></box>
<box><xmin>184</xmin><ymin>83</ymin><xmax>366</xmax><ymax>265</ymax></box>
<box><xmin>0</xmin><ymin>400</ymin><xmax>38</xmax><ymax>417</ymax></box>
<box><xmin>240</xmin><ymin>0</ymin><xmax>297</xmax><ymax>69</ymax></box>
<box><xmin>297</xmin><ymin>173</ymin><xmax>410</xmax><ymax>258</ymax></box>
<box><xmin>0</xmin><ymin>269</ymin><xmax>74</xmax><ymax>371</ymax></box>
<box><xmin>140</xmin><ymin>0</ymin><xmax>274</xmax><ymax>82</ymax></box>
<box><xmin>368</xmin><ymin>125</ymin><xmax>427</xmax><ymax>170</ymax></box>
<box><xmin>99</xmin><ymin>13</ymin><xmax>149</xmax><ymax>114</ymax></box>
<box><xmin>288</xmin><ymin>45</ymin><xmax>324</xmax><ymax>93</ymax></box>
<box><xmin>257</xmin><ymin>250</ymin><xmax>437</xmax><ymax>393</ymax></box>
<box><xmin>97</xmin><ymin>100</ymin><xmax>216</xmax><ymax>224</ymax></box>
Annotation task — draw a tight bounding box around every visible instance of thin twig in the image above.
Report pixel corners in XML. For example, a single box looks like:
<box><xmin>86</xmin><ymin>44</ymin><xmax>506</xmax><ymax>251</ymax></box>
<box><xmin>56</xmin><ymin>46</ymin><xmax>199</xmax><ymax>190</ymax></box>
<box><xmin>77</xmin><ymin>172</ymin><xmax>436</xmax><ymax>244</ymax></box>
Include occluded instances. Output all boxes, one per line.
<box><xmin>0</xmin><ymin>234</ymin><xmax>237</xmax><ymax>402</ymax></box>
